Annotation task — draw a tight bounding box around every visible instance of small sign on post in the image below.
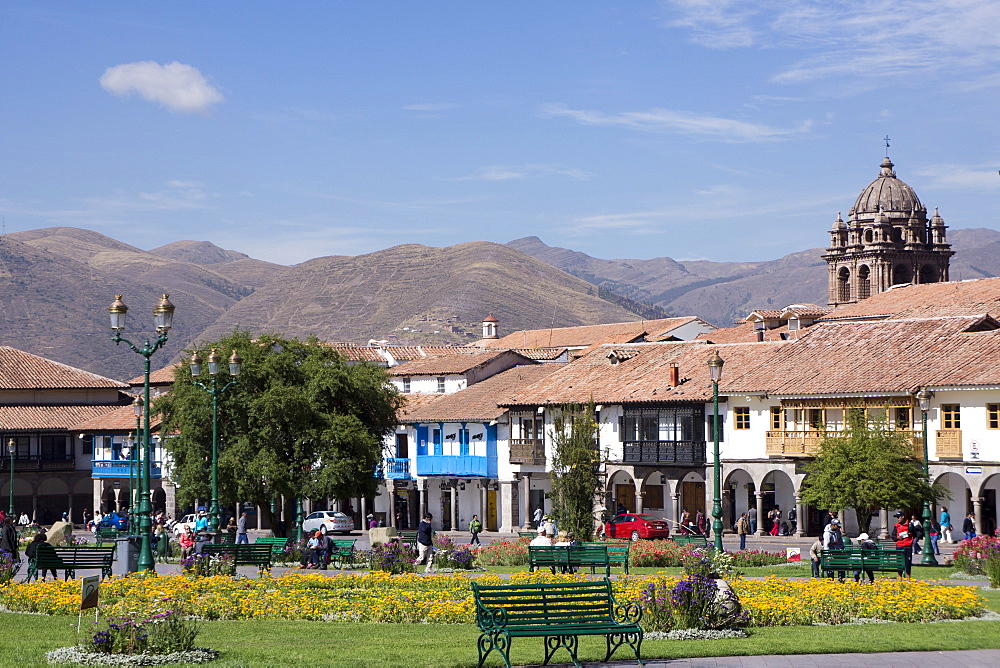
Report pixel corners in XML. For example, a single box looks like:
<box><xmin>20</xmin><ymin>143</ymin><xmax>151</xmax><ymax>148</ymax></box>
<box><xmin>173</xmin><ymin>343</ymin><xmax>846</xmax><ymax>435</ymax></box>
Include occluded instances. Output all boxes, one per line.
<box><xmin>79</xmin><ymin>576</ymin><xmax>100</xmax><ymax>632</ymax></box>
<box><xmin>786</xmin><ymin>547</ymin><xmax>801</xmax><ymax>562</ymax></box>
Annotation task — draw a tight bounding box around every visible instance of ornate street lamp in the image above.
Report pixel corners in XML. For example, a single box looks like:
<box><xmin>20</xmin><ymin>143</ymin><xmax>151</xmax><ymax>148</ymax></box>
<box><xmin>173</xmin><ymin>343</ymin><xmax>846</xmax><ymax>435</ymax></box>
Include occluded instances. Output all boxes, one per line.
<box><xmin>708</xmin><ymin>350</ymin><xmax>725</xmax><ymax>553</ymax></box>
<box><xmin>108</xmin><ymin>294</ymin><xmax>174</xmax><ymax>572</ymax></box>
<box><xmin>917</xmin><ymin>389</ymin><xmax>937</xmax><ymax>566</ymax></box>
<box><xmin>7</xmin><ymin>438</ymin><xmax>15</xmax><ymax>517</ymax></box>
<box><xmin>190</xmin><ymin>348</ymin><xmax>241</xmax><ymax>534</ymax></box>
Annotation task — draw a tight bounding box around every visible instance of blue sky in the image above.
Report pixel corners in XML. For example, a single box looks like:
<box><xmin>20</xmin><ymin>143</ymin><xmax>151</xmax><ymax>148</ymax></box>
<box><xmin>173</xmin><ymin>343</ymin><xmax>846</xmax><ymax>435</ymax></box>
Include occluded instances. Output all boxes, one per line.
<box><xmin>2</xmin><ymin>1</ymin><xmax>999</xmax><ymax>265</ymax></box>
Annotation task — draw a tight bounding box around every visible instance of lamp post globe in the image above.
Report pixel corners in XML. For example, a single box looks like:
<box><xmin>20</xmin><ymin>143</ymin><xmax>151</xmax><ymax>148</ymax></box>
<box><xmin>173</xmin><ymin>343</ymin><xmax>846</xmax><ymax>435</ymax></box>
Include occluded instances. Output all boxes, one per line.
<box><xmin>707</xmin><ymin>350</ymin><xmax>725</xmax><ymax>553</ymax></box>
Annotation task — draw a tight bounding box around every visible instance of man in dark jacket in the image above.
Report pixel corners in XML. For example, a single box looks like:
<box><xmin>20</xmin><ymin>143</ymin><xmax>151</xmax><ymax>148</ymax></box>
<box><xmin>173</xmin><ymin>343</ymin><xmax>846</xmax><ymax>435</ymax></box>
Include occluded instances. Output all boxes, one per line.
<box><xmin>963</xmin><ymin>512</ymin><xmax>977</xmax><ymax>540</ymax></box>
<box><xmin>416</xmin><ymin>513</ymin><xmax>434</xmax><ymax>568</ymax></box>
<box><xmin>0</xmin><ymin>517</ymin><xmax>18</xmax><ymax>562</ymax></box>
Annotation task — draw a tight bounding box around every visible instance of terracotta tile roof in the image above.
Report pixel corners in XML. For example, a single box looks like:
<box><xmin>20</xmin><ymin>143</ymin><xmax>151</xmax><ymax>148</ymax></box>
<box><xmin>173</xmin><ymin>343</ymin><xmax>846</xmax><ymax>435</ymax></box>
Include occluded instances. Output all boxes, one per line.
<box><xmin>328</xmin><ymin>343</ymin><xmax>489</xmax><ymax>363</ymax></box>
<box><xmin>781</xmin><ymin>304</ymin><xmax>832</xmax><ymax>318</ymax></box>
<box><xmin>71</xmin><ymin>403</ymin><xmax>162</xmax><ymax>432</ymax></box>
<box><xmin>397</xmin><ymin>393</ymin><xmax>447</xmax><ymax>420</ymax></box>
<box><xmin>388</xmin><ymin>351</ymin><xmax>534</xmax><ymax>376</ymax></box>
<box><xmin>403</xmin><ymin>365</ymin><xmax>565</xmax><ymax>422</ymax></box>
<box><xmin>481</xmin><ymin>317</ymin><xmax>701</xmax><ymax>350</ymax></box>
<box><xmin>503</xmin><ymin>340</ymin><xmax>789</xmax><ymax>406</ymax></box>
<box><xmin>822</xmin><ymin>277</ymin><xmax>1000</xmax><ymax>321</ymax></box>
<box><xmin>0</xmin><ymin>404</ymin><xmax>131</xmax><ymax>431</ymax></box>
<box><xmin>509</xmin><ymin>348</ymin><xmax>567</xmax><ymax>361</ymax></box>
<box><xmin>128</xmin><ymin>362</ymin><xmax>180</xmax><ymax>386</ymax></box>
<box><xmin>721</xmin><ymin>315</ymin><xmax>1000</xmax><ymax>396</ymax></box>
<box><xmin>0</xmin><ymin>347</ymin><xmax>127</xmax><ymax>390</ymax></box>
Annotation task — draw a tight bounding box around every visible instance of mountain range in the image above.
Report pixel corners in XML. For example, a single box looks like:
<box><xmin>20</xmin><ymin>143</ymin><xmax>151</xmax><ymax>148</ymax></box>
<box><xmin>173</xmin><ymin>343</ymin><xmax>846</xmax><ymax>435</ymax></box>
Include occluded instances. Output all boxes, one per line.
<box><xmin>3</xmin><ymin>225</ymin><xmax>999</xmax><ymax>381</ymax></box>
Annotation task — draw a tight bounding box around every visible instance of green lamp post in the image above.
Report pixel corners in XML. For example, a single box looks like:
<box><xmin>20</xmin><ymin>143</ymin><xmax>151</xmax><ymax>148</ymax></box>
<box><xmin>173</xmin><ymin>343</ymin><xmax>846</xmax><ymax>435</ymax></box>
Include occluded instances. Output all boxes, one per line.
<box><xmin>190</xmin><ymin>348</ymin><xmax>242</xmax><ymax>534</ymax></box>
<box><xmin>917</xmin><ymin>389</ymin><xmax>938</xmax><ymax>566</ymax></box>
<box><xmin>7</xmin><ymin>438</ymin><xmax>14</xmax><ymax>517</ymax></box>
<box><xmin>108</xmin><ymin>294</ymin><xmax>175</xmax><ymax>572</ymax></box>
<box><xmin>708</xmin><ymin>349</ymin><xmax>725</xmax><ymax>553</ymax></box>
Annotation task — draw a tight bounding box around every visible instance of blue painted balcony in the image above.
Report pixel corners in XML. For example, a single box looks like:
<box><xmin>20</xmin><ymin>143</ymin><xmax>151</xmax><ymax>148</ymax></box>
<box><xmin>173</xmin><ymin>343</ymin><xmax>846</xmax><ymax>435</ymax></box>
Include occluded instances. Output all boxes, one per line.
<box><xmin>92</xmin><ymin>459</ymin><xmax>163</xmax><ymax>479</ymax></box>
<box><xmin>383</xmin><ymin>457</ymin><xmax>411</xmax><ymax>480</ymax></box>
<box><xmin>416</xmin><ymin>455</ymin><xmax>493</xmax><ymax>477</ymax></box>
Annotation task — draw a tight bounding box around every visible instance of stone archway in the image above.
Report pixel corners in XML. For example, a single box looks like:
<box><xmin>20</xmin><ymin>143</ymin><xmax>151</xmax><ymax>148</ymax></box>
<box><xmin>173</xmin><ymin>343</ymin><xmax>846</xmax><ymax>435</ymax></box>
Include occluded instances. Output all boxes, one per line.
<box><xmin>724</xmin><ymin>468</ymin><xmax>754</xmax><ymax>531</ymax></box>
<box><xmin>760</xmin><ymin>470</ymin><xmax>795</xmax><ymax>536</ymax></box>
<box><xmin>607</xmin><ymin>469</ymin><xmax>637</xmax><ymax>515</ymax></box>
<box><xmin>637</xmin><ymin>470</ymin><xmax>671</xmax><ymax>519</ymax></box>
<box><xmin>37</xmin><ymin>478</ymin><xmax>69</xmax><ymax>524</ymax></box>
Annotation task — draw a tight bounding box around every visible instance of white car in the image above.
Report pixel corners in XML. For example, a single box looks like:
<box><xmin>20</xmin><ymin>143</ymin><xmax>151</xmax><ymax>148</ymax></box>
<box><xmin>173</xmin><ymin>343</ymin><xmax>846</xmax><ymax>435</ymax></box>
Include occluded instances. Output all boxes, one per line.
<box><xmin>302</xmin><ymin>511</ymin><xmax>354</xmax><ymax>535</ymax></box>
<box><xmin>172</xmin><ymin>513</ymin><xmax>199</xmax><ymax>536</ymax></box>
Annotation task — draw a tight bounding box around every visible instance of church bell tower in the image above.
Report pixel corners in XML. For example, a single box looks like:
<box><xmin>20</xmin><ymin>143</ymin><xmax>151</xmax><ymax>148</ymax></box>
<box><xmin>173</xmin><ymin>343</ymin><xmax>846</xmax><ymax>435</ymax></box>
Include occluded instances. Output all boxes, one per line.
<box><xmin>823</xmin><ymin>156</ymin><xmax>954</xmax><ymax>307</ymax></box>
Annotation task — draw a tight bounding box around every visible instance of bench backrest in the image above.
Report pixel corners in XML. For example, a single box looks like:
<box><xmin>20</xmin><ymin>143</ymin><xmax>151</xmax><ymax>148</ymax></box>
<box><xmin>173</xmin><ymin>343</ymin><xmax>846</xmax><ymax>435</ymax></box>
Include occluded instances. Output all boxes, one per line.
<box><xmin>673</xmin><ymin>535</ymin><xmax>708</xmax><ymax>547</ymax></box>
<box><xmin>581</xmin><ymin>542</ymin><xmax>629</xmax><ymax>561</ymax></box>
<box><xmin>472</xmin><ymin>579</ymin><xmax>615</xmax><ymax>629</ymax></box>
<box><xmin>328</xmin><ymin>539</ymin><xmax>356</xmax><ymax>549</ymax></box>
<box><xmin>202</xmin><ymin>544</ymin><xmax>272</xmax><ymax>560</ymax></box>
<box><xmin>821</xmin><ymin>549</ymin><xmax>905</xmax><ymax>570</ymax></box>
<box><xmin>528</xmin><ymin>545</ymin><xmax>609</xmax><ymax>565</ymax></box>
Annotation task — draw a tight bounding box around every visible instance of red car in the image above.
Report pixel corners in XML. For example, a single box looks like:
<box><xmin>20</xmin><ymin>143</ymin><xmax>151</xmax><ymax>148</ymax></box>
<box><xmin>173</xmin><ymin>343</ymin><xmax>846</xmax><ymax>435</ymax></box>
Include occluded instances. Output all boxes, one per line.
<box><xmin>604</xmin><ymin>513</ymin><xmax>670</xmax><ymax>541</ymax></box>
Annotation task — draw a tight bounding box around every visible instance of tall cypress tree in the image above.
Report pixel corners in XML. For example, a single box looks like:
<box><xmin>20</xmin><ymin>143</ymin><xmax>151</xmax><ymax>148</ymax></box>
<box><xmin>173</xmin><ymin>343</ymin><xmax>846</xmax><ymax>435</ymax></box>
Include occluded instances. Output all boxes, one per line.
<box><xmin>549</xmin><ymin>401</ymin><xmax>602</xmax><ymax>541</ymax></box>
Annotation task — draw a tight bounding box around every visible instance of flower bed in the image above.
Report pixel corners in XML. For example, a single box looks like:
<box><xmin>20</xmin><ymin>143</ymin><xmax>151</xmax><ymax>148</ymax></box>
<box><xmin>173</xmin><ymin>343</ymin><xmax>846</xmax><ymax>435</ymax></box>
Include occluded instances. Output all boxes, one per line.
<box><xmin>0</xmin><ymin>571</ymin><xmax>983</xmax><ymax>627</ymax></box>
<box><xmin>953</xmin><ymin>535</ymin><xmax>1000</xmax><ymax>587</ymax></box>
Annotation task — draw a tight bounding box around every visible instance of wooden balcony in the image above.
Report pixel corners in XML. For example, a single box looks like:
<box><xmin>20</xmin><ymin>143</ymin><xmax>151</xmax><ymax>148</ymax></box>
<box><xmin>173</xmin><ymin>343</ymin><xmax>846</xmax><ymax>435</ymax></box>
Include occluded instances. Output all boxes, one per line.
<box><xmin>766</xmin><ymin>430</ymin><xmax>924</xmax><ymax>458</ymax></box>
<box><xmin>509</xmin><ymin>438</ymin><xmax>545</xmax><ymax>465</ymax></box>
<box><xmin>621</xmin><ymin>442</ymin><xmax>706</xmax><ymax>466</ymax></box>
<box><xmin>935</xmin><ymin>429</ymin><xmax>962</xmax><ymax>459</ymax></box>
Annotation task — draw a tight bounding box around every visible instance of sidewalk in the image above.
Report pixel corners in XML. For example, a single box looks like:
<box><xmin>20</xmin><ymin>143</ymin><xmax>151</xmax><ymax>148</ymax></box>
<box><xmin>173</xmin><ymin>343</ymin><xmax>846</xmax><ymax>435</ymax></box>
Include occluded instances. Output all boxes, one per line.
<box><xmin>579</xmin><ymin>649</ymin><xmax>1000</xmax><ymax>667</ymax></box>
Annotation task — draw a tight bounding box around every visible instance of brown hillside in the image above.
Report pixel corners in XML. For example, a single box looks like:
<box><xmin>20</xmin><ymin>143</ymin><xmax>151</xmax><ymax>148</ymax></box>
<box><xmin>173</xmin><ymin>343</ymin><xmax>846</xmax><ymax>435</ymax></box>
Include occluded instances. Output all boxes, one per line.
<box><xmin>196</xmin><ymin>241</ymin><xmax>643</xmax><ymax>345</ymax></box>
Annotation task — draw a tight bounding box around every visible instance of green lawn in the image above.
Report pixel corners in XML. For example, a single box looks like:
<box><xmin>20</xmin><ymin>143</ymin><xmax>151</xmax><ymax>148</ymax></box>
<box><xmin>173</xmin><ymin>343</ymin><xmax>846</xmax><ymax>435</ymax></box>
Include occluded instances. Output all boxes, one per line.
<box><xmin>1</xmin><ymin>582</ymin><xmax>996</xmax><ymax>667</ymax></box>
<box><xmin>2</xmin><ymin>611</ymin><xmax>999</xmax><ymax>667</ymax></box>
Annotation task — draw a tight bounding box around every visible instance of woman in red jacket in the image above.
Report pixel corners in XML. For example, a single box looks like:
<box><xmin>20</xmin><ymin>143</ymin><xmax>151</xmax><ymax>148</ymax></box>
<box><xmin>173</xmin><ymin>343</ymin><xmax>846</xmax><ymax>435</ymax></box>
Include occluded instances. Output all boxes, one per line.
<box><xmin>892</xmin><ymin>512</ymin><xmax>913</xmax><ymax>577</ymax></box>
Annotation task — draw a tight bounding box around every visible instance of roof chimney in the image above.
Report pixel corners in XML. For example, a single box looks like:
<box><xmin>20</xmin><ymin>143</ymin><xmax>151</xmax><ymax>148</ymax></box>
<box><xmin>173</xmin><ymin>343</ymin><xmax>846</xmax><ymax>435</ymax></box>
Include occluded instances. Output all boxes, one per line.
<box><xmin>669</xmin><ymin>363</ymin><xmax>679</xmax><ymax>387</ymax></box>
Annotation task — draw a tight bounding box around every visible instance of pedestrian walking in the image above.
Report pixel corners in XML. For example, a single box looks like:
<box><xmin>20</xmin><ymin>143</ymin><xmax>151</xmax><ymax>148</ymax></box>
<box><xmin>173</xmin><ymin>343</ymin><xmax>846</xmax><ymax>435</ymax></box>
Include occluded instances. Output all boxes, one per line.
<box><xmin>940</xmin><ymin>507</ymin><xmax>954</xmax><ymax>544</ymax></box>
<box><xmin>823</xmin><ymin>518</ymin><xmax>845</xmax><ymax>580</ymax></box>
<box><xmin>468</xmin><ymin>514</ymin><xmax>482</xmax><ymax>545</ymax></box>
<box><xmin>787</xmin><ymin>506</ymin><xmax>797</xmax><ymax>535</ymax></box>
<box><xmin>736</xmin><ymin>512</ymin><xmax>751</xmax><ymax>551</ymax></box>
<box><xmin>963</xmin><ymin>512</ymin><xmax>976</xmax><ymax>540</ymax></box>
<box><xmin>415</xmin><ymin>513</ymin><xmax>434</xmax><ymax>568</ymax></box>
<box><xmin>236</xmin><ymin>512</ymin><xmax>249</xmax><ymax>544</ymax></box>
<box><xmin>769</xmin><ymin>506</ymin><xmax>782</xmax><ymax>536</ymax></box>
<box><xmin>747</xmin><ymin>506</ymin><xmax>758</xmax><ymax>534</ymax></box>
<box><xmin>533</xmin><ymin>507</ymin><xmax>543</xmax><ymax>529</ymax></box>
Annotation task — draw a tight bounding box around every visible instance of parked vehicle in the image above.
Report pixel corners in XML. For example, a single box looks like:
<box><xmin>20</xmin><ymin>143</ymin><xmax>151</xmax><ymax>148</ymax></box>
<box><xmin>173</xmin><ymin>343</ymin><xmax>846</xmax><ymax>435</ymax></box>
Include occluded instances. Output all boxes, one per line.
<box><xmin>302</xmin><ymin>511</ymin><xmax>354</xmax><ymax>535</ymax></box>
<box><xmin>172</xmin><ymin>513</ymin><xmax>199</xmax><ymax>536</ymax></box>
<box><xmin>101</xmin><ymin>511</ymin><xmax>129</xmax><ymax>531</ymax></box>
<box><xmin>604</xmin><ymin>513</ymin><xmax>670</xmax><ymax>541</ymax></box>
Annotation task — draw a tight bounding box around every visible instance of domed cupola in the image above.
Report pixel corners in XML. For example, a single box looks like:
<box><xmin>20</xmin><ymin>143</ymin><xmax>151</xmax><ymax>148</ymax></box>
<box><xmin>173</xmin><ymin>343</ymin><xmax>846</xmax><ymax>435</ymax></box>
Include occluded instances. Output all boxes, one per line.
<box><xmin>851</xmin><ymin>157</ymin><xmax>925</xmax><ymax>220</ymax></box>
<box><xmin>823</xmin><ymin>154</ymin><xmax>954</xmax><ymax>307</ymax></box>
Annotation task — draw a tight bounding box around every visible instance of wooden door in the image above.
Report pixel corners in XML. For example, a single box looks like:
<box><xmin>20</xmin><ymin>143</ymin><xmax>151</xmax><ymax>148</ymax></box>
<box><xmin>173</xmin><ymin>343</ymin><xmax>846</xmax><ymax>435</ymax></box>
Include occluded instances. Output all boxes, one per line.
<box><xmin>615</xmin><ymin>484</ymin><xmax>636</xmax><ymax>514</ymax></box>
<box><xmin>486</xmin><ymin>489</ymin><xmax>498</xmax><ymax>532</ymax></box>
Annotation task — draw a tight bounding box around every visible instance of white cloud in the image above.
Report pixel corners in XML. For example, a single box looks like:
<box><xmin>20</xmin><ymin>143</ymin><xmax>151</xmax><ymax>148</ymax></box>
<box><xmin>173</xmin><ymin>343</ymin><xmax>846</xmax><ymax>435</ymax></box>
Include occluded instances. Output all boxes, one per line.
<box><xmin>100</xmin><ymin>61</ymin><xmax>223</xmax><ymax>114</ymax></box>
<box><xmin>541</xmin><ymin>103</ymin><xmax>811</xmax><ymax>142</ymax></box>
<box><xmin>664</xmin><ymin>0</ymin><xmax>1000</xmax><ymax>89</ymax></box>
<box><xmin>915</xmin><ymin>164</ymin><xmax>1000</xmax><ymax>190</ymax></box>
<box><xmin>451</xmin><ymin>164</ymin><xmax>591</xmax><ymax>182</ymax></box>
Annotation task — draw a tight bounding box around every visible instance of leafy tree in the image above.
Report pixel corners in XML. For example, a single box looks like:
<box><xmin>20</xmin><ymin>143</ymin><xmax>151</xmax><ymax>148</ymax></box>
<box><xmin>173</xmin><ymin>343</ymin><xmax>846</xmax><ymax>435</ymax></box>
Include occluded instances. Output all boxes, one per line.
<box><xmin>548</xmin><ymin>402</ymin><xmax>602</xmax><ymax>541</ymax></box>
<box><xmin>157</xmin><ymin>331</ymin><xmax>401</xmax><ymax>534</ymax></box>
<box><xmin>801</xmin><ymin>407</ymin><xmax>943</xmax><ymax>535</ymax></box>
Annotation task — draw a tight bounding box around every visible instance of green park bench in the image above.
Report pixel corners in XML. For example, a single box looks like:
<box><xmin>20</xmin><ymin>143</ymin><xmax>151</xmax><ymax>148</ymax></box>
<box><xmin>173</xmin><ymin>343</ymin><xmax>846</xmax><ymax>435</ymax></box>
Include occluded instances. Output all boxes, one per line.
<box><xmin>327</xmin><ymin>538</ymin><xmax>357</xmax><ymax>568</ymax></box>
<box><xmin>201</xmin><ymin>543</ymin><xmax>273</xmax><ymax>575</ymax></box>
<box><xmin>877</xmin><ymin>539</ymin><xmax>899</xmax><ymax>550</ymax></box>
<box><xmin>26</xmin><ymin>544</ymin><xmax>115</xmax><ymax>582</ymax></box>
<box><xmin>527</xmin><ymin>545</ymin><xmax>611</xmax><ymax>577</ymax></box>
<box><xmin>672</xmin><ymin>534</ymin><xmax>710</xmax><ymax>549</ymax></box>
<box><xmin>581</xmin><ymin>542</ymin><xmax>630</xmax><ymax>575</ymax></box>
<box><xmin>94</xmin><ymin>527</ymin><xmax>120</xmax><ymax>546</ymax></box>
<box><xmin>254</xmin><ymin>536</ymin><xmax>289</xmax><ymax>563</ymax></box>
<box><xmin>397</xmin><ymin>530</ymin><xmax>418</xmax><ymax>549</ymax></box>
<box><xmin>820</xmin><ymin>549</ymin><xmax>906</xmax><ymax>578</ymax></box>
<box><xmin>471</xmin><ymin>578</ymin><xmax>643</xmax><ymax>668</ymax></box>
<box><xmin>517</xmin><ymin>531</ymin><xmax>537</xmax><ymax>539</ymax></box>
